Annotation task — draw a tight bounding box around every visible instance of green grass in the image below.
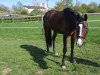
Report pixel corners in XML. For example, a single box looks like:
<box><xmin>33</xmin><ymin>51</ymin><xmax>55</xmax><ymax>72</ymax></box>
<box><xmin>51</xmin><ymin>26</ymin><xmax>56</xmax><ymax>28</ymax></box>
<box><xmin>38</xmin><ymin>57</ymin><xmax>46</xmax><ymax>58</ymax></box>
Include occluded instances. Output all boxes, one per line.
<box><xmin>0</xmin><ymin>21</ymin><xmax>41</xmax><ymax>27</ymax></box>
<box><xmin>0</xmin><ymin>17</ymin><xmax>100</xmax><ymax>75</ymax></box>
<box><xmin>89</xmin><ymin>21</ymin><xmax>100</xmax><ymax>27</ymax></box>
<box><xmin>88</xmin><ymin>15</ymin><xmax>100</xmax><ymax>20</ymax></box>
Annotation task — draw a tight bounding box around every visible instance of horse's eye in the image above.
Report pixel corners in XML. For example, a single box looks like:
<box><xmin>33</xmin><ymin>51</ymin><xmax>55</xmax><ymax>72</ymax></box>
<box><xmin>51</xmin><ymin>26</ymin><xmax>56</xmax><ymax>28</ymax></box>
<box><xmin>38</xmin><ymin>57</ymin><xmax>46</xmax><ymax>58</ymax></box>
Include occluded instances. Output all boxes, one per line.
<box><xmin>85</xmin><ymin>26</ymin><xmax>88</xmax><ymax>29</ymax></box>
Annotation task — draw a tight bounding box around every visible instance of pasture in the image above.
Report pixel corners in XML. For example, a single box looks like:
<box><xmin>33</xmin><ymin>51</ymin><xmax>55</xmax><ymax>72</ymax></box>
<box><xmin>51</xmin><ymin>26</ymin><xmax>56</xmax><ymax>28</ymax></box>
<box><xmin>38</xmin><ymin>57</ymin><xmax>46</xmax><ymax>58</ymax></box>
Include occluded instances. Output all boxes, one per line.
<box><xmin>0</xmin><ymin>15</ymin><xmax>100</xmax><ymax>75</ymax></box>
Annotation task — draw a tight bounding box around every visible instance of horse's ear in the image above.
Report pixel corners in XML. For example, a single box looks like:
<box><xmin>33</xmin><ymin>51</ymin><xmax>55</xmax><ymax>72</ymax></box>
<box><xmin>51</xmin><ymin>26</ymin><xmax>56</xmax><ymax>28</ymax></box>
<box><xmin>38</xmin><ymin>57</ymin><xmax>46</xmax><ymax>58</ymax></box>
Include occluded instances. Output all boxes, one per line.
<box><xmin>84</xmin><ymin>14</ymin><xmax>88</xmax><ymax>21</ymax></box>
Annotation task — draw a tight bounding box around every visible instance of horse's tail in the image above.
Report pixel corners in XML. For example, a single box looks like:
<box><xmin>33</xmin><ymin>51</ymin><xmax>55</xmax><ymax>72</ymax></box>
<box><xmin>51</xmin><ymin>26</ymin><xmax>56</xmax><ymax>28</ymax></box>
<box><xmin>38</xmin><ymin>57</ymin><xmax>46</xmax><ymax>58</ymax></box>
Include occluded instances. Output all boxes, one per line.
<box><xmin>43</xmin><ymin>18</ymin><xmax>52</xmax><ymax>47</ymax></box>
<box><xmin>43</xmin><ymin>22</ymin><xmax>52</xmax><ymax>47</ymax></box>
<box><xmin>43</xmin><ymin>11</ymin><xmax>53</xmax><ymax>48</ymax></box>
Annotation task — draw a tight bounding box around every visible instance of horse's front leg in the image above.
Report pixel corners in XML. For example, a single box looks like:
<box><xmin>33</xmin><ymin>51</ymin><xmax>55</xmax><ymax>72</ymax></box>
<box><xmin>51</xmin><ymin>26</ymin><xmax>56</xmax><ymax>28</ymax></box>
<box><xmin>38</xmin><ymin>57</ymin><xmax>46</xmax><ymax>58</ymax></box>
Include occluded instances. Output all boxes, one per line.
<box><xmin>52</xmin><ymin>32</ymin><xmax>58</xmax><ymax>56</ymax></box>
<box><xmin>70</xmin><ymin>34</ymin><xmax>76</xmax><ymax>63</ymax></box>
<box><xmin>61</xmin><ymin>35</ymin><xmax>67</xmax><ymax>69</ymax></box>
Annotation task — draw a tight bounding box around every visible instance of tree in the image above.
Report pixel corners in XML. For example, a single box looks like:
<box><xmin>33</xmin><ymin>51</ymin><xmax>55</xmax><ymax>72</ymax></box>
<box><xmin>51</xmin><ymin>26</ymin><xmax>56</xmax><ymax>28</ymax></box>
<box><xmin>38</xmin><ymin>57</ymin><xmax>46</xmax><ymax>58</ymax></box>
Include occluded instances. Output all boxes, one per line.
<box><xmin>79</xmin><ymin>3</ymin><xmax>88</xmax><ymax>13</ymax></box>
<box><xmin>53</xmin><ymin>0</ymin><xmax>73</xmax><ymax>10</ymax></box>
<box><xmin>12</xmin><ymin>5</ymin><xmax>17</xmax><ymax>10</ymax></box>
<box><xmin>63</xmin><ymin>0</ymin><xmax>73</xmax><ymax>7</ymax></box>
<box><xmin>88</xmin><ymin>2</ymin><xmax>98</xmax><ymax>13</ymax></box>
<box><xmin>53</xmin><ymin>1</ymin><xmax>65</xmax><ymax>10</ymax></box>
<box><xmin>16</xmin><ymin>1</ymin><xmax>23</xmax><ymax>9</ymax></box>
<box><xmin>0</xmin><ymin>4</ymin><xmax>9</xmax><ymax>13</ymax></box>
<box><xmin>98</xmin><ymin>4</ymin><xmax>100</xmax><ymax>8</ymax></box>
<box><xmin>20</xmin><ymin>9</ymin><xmax>28</xmax><ymax>15</ymax></box>
<box><xmin>31</xmin><ymin>8</ymin><xmax>44</xmax><ymax>16</ymax></box>
<box><xmin>88</xmin><ymin>2</ymin><xmax>98</xmax><ymax>9</ymax></box>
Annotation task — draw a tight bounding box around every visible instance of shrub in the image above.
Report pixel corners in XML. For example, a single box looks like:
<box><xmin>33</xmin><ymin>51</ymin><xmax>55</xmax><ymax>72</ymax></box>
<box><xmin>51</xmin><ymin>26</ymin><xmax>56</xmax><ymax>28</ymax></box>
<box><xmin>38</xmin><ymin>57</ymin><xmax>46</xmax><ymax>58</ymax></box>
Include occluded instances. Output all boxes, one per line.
<box><xmin>20</xmin><ymin>9</ymin><xmax>28</xmax><ymax>15</ymax></box>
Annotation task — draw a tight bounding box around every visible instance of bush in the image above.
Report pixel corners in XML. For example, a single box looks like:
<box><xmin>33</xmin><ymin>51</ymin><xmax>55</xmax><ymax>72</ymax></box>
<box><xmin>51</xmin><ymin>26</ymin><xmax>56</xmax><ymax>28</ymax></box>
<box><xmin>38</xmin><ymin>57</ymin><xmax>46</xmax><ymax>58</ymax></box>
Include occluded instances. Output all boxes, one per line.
<box><xmin>87</xmin><ymin>8</ymin><xmax>95</xmax><ymax>13</ymax></box>
<box><xmin>20</xmin><ymin>9</ymin><xmax>28</xmax><ymax>15</ymax></box>
<box><xmin>31</xmin><ymin>8</ymin><xmax>44</xmax><ymax>16</ymax></box>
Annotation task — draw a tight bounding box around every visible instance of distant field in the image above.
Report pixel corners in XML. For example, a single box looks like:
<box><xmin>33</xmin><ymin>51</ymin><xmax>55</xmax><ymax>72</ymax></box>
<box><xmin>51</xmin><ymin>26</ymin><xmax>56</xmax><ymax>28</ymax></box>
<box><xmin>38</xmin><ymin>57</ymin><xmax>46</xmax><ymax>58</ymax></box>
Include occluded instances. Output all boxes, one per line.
<box><xmin>0</xmin><ymin>15</ymin><xmax>100</xmax><ymax>75</ymax></box>
<box><xmin>88</xmin><ymin>15</ymin><xmax>100</xmax><ymax>20</ymax></box>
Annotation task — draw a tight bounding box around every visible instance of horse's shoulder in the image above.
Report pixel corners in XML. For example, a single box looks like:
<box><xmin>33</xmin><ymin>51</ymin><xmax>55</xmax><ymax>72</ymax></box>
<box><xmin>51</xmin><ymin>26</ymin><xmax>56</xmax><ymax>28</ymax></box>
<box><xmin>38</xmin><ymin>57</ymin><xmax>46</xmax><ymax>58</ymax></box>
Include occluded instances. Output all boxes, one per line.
<box><xmin>63</xmin><ymin>8</ymin><xmax>72</xmax><ymax>12</ymax></box>
<box><xmin>63</xmin><ymin>8</ymin><xmax>79</xmax><ymax>16</ymax></box>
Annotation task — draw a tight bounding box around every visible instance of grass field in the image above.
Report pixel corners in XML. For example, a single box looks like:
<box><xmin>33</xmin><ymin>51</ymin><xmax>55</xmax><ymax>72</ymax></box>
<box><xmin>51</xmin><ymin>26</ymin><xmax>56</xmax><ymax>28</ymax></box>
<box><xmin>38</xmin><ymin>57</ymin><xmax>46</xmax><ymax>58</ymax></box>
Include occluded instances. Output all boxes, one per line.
<box><xmin>0</xmin><ymin>15</ymin><xmax>100</xmax><ymax>75</ymax></box>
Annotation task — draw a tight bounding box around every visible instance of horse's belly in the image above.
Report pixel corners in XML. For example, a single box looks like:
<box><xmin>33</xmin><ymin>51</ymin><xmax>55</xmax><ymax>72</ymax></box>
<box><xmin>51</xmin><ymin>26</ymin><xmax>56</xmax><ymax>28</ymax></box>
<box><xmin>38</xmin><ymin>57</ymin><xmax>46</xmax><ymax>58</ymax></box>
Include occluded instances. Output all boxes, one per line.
<box><xmin>51</xmin><ymin>24</ymin><xmax>67</xmax><ymax>34</ymax></box>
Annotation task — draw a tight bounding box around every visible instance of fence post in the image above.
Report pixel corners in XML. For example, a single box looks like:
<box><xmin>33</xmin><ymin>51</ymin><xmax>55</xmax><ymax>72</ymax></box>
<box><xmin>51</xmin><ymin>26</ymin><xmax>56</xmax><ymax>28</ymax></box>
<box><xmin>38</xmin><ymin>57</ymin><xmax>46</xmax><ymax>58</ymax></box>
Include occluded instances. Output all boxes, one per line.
<box><xmin>30</xmin><ymin>16</ymin><xmax>31</xmax><ymax>21</ymax></box>
<box><xmin>1</xmin><ymin>18</ymin><xmax>3</xmax><ymax>23</ymax></box>
<box><xmin>22</xmin><ymin>17</ymin><xmax>23</xmax><ymax>22</ymax></box>
<box><xmin>11</xmin><ymin>17</ymin><xmax>13</xmax><ymax>23</ymax></box>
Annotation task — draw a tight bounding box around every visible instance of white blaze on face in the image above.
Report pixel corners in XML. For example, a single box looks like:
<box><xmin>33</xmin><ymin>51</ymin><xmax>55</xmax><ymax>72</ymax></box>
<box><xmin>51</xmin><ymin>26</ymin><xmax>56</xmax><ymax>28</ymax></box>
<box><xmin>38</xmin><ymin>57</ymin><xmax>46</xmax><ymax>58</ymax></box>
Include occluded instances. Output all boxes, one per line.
<box><xmin>77</xmin><ymin>24</ymin><xmax>83</xmax><ymax>47</ymax></box>
<box><xmin>79</xmin><ymin>24</ymin><xmax>83</xmax><ymax>36</ymax></box>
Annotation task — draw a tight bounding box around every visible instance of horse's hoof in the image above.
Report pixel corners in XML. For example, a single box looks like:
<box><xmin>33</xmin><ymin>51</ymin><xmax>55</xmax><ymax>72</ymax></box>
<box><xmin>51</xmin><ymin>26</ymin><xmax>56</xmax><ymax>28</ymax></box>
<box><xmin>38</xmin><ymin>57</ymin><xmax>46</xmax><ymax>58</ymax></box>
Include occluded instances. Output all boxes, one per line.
<box><xmin>55</xmin><ymin>53</ymin><xmax>58</xmax><ymax>56</ymax></box>
<box><xmin>70</xmin><ymin>58</ymin><xmax>76</xmax><ymax>63</ymax></box>
<box><xmin>61</xmin><ymin>66</ymin><xmax>66</xmax><ymax>70</ymax></box>
<box><xmin>45</xmin><ymin>51</ymin><xmax>49</xmax><ymax>55</ymax></box>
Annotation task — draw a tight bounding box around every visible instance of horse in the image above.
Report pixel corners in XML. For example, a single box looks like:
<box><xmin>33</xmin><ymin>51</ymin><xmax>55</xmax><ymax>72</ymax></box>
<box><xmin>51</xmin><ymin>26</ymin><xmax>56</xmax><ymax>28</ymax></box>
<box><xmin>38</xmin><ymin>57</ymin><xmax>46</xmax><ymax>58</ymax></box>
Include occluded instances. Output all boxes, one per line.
<box><xmin>43</xmin><ymin>8</ymin><xmax>88</xmax><ymax>69</ymax></box>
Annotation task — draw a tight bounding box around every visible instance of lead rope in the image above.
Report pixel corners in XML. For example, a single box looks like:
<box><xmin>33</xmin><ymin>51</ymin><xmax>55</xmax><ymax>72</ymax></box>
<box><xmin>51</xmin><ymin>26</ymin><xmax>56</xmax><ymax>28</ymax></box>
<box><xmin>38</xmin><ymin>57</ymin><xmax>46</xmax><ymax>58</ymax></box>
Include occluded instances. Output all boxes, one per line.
<box><xmin>84</xmin><ymin>42</ymin><xmax>90</xmax><ymax>59</ymax></box>
<box><xmin>79</xmin><ymin>42</ymin><xmax>90</xmax><ymax>60</ymax></box>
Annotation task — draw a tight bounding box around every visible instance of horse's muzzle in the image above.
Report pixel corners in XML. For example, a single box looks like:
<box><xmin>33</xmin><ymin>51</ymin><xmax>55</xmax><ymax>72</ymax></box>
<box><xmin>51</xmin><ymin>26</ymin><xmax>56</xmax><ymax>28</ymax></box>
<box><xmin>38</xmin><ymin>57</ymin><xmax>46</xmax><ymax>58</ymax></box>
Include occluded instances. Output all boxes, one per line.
<box><xmin>76</xmin><ymin>38</ymin><xmax>84</xmax><ymax>47</ymax></box>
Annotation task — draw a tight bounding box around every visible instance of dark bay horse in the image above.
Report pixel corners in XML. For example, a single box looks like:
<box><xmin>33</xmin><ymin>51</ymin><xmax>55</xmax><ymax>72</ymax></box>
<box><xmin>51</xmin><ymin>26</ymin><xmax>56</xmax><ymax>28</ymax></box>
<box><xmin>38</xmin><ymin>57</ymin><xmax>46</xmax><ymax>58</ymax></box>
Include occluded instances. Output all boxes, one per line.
<box><xmin>43</xmin><ymin>8</ymin><xmax>88</xmax><ymax>69</ymax></box>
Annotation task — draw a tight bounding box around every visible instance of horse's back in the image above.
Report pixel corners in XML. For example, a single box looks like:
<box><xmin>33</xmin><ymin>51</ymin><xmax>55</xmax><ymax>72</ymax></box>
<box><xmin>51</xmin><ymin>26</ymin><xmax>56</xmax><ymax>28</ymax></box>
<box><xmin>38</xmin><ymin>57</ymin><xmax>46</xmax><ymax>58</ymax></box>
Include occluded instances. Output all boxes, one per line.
<box><xmin>43</xmin><ymin>10</ymin><xmax>67</xmax><ymax>33</ymax></box>
<box><xmin>43</xmin><ymin>10</ymin><xmax>63</xmax><ymax>22</ymax></box>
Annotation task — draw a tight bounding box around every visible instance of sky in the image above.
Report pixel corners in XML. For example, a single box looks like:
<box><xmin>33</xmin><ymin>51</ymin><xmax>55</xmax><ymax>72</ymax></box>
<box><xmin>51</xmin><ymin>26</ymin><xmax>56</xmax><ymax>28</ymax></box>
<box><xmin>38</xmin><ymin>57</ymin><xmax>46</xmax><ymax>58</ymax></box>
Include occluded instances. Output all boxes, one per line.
<box><xmin>0</xmin><ymin>0</ymin><xmax>100</xmax><ymax>8</ymax></box>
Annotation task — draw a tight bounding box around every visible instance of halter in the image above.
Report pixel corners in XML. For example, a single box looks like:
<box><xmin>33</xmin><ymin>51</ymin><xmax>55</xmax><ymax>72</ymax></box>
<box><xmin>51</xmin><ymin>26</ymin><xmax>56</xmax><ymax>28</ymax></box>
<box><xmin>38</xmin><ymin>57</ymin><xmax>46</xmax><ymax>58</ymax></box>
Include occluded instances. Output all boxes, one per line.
<box><xmin>76</xmin><ymin>22</ymin><xmax>84</xmax><ymax>46</ymax></box>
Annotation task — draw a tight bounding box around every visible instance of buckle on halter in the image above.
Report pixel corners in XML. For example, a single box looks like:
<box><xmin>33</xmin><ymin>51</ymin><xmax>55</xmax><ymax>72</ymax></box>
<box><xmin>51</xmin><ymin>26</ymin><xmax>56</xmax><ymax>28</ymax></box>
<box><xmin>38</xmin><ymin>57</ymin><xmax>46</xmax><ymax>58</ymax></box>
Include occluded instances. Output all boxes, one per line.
<box><xmin>78</xmin><ymin>36</ymin><xmax>84</xmax><ymax>39</ymax></box>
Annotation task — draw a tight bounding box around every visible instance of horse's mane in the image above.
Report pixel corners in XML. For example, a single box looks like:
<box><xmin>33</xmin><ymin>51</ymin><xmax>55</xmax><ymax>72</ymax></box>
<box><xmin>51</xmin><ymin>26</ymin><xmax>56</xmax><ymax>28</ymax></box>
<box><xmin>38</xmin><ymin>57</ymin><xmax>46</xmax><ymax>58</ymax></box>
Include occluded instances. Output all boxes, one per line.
<box><xmin>63</xmin><ymin>8</ymin><xmax>82</xmax><ymax>26</ymax></box>
<box><xmin>63</xmin><ymin>8</ymin><xmax>78</xmax><ymax>15</ymax></box>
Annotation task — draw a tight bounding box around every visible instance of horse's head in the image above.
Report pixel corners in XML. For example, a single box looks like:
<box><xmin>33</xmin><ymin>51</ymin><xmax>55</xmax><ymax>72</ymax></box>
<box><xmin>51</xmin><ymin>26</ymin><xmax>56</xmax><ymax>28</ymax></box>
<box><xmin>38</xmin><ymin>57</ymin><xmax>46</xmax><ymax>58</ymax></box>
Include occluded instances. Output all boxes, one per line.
<box><xmin>76</xmin><ymin>14</ymin><xmax>88</xmax><ymax>47</ymax></box>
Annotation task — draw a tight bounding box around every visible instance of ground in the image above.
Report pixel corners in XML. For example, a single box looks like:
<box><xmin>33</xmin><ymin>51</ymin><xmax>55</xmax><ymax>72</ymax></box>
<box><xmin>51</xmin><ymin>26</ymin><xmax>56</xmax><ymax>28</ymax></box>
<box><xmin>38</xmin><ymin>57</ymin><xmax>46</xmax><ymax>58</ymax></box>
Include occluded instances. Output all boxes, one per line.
<box><xmin>0</xmin><ymin>15</ymin><xmax>100</xmax><ymax>75</ymax></box>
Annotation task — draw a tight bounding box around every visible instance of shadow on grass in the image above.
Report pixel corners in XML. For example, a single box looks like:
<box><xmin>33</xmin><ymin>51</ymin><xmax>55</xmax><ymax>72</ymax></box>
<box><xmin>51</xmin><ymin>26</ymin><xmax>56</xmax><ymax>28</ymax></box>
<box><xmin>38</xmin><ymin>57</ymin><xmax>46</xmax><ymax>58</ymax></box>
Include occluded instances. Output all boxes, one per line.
<box><xmin>20</xmin><ymin>45</ymin><xmax>48</xmax><ymax>69</ymax></box>
<box><xmin>76</xmin><ymin>58</ymin><xmax>100</xmax><ymax>67</ymax></box>
<box><xmin>67</xmin><ymin>56</ymin><xmax>100</xmax><ymax>67</ymax></box>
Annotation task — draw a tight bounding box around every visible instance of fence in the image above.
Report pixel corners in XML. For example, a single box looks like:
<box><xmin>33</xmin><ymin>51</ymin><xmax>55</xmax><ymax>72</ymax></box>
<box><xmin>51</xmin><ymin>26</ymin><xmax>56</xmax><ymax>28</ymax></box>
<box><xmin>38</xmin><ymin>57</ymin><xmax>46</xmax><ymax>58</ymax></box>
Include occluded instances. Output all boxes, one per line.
<box><xmin>0</xmin><ymin>15</ymin><xmax>42</xmax><ymax>23</ymax></box>
<box><xmin>0</xmin><ymin>13</ymin><xmax>100</xmax><ymax>23</ymax></box>
<box><xmin>87</xmin><ymin>13</ymin><xmax>100</xmax><ymax>15</ymax></box>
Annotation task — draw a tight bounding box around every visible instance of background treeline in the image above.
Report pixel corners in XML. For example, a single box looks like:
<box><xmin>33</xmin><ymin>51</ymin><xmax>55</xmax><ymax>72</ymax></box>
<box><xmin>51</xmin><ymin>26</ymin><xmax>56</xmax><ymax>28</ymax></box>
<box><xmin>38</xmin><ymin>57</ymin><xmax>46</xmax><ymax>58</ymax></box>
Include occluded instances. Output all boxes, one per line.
<box><xmin>53</xmin><ymin>0</ymin><xmax>100</xmax><ymax>13</ymax></box>
<box><xmin>0</xmin><ymin>0</ymin><xmax>100</xmax><ymax>16</ymax></box>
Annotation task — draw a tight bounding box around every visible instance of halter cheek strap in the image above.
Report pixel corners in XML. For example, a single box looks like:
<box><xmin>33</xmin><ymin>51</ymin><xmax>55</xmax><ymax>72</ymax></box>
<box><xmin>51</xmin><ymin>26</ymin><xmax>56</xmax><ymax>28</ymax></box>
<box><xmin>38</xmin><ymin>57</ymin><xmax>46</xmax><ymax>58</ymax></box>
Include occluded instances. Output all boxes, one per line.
<box><xmin>78</xmin><ymin>36</ymin><xmax>84</xmax><ymax>39</ymax></box>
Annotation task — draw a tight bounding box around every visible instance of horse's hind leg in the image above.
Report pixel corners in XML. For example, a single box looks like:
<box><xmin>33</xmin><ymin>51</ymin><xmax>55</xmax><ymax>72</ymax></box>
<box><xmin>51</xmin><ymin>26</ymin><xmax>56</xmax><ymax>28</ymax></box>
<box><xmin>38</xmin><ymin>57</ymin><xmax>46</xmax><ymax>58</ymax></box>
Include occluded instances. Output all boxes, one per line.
<box><xmin>52</xmin><ymin>32</ymin><xmax>58</xmax><ymax>56</ymax></box>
